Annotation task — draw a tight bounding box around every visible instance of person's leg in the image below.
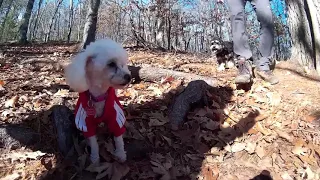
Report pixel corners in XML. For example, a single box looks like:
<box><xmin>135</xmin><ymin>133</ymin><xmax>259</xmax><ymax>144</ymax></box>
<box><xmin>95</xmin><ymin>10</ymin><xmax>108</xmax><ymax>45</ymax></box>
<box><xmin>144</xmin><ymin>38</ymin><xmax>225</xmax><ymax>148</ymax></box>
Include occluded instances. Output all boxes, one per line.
<box><xmin>228</xmin><ymin>0</ymin><xmax>252</xmax><ymax>59</ymax></box>
<box><xmin>227</xmin><ymin>0</ymin><xmax>253</xmax><ymax>84</ymax></box>
<box><xmin>251</xmin><ymin>0</ymin><xmax>279</xmax><ymax>84</ymax></box>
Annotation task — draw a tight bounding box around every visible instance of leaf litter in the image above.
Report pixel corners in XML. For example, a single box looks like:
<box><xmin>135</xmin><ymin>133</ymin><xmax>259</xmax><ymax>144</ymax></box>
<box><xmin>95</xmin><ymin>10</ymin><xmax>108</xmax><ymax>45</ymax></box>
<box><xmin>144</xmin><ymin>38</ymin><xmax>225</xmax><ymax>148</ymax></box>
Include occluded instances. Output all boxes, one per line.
<box><xmin>0</xmin><ymin>44</ymin><xmax>320</xmax><ymax>179</ymax></box>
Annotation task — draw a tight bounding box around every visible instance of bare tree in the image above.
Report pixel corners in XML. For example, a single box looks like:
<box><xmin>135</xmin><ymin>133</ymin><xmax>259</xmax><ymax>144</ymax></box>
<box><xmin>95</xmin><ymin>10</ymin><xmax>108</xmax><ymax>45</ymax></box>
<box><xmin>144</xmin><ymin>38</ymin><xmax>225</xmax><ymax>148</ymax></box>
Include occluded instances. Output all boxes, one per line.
<box><xmin>19</xmin><ymin>0</ymin><xmax>36</xmax><ymax>44</ymax></box>
<box><xmin>67</xmin><ymin>0</ymin><xmax>74</xmax><ymax>42</ymax></box>
<box><xmin>81</xmin><ymin>0</ymin><xmax>101</xmax><ymax>49</ymax></box>
<box><xmin>0</xmin><ymin>0</ymin><xmax>14</xmax><ymax>41</ymax></box>
<box><xmin>31</xmin><ymin>0</ymin><xmax>43</xmax><ymax>40</ymax></box>
<box><xmin>45</xmin><ymin>0</ymin><xmax>63</xmax><ymax>42</ymax></box>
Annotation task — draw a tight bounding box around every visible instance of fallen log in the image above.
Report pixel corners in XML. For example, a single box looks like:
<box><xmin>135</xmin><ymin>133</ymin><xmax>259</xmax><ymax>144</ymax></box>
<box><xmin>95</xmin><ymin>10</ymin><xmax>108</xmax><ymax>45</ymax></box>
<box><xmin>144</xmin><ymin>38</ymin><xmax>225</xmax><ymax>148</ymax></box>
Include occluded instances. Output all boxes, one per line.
<box><xmin>0</xmin><ymin>124</ymin><xmax>40</xmax><ymax>150</ymax></box>
<box><xmin>168</xmin><ymin>80</ymin><xmax>211</xmax><ymax>130</ymax></box>
<box><xmin>129</xmin><ymin>65</ymin><xmax>216</xmax><ymax>86</ymax></box>
<box><xmin>50</xmin><ymin>105</ymin><xmax>77</xmax><ymax>157</ymax></box>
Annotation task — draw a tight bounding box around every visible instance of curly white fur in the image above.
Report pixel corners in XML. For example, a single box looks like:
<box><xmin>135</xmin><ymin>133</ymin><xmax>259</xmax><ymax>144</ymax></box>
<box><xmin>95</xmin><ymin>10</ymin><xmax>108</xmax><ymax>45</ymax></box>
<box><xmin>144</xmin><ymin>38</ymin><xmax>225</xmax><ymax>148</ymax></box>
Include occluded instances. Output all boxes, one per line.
<box><xmin>65</xmin><ymin>39</ymin><xmax>129</xmax><ymax>92</ymax></box>
<box><xmin>65</xmin><ymin>38</ymin><xmax>130</xmax><ymax>164</ymax></box>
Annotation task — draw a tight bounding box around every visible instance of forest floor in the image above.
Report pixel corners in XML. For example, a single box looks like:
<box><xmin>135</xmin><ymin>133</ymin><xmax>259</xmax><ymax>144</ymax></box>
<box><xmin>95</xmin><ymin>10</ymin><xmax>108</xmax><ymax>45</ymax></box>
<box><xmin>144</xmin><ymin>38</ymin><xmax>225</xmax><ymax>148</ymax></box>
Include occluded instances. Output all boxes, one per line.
<box><xmin>0</xmin><ymin>43</ymin><xmax>320</xmax><ymax>180</ymax></box>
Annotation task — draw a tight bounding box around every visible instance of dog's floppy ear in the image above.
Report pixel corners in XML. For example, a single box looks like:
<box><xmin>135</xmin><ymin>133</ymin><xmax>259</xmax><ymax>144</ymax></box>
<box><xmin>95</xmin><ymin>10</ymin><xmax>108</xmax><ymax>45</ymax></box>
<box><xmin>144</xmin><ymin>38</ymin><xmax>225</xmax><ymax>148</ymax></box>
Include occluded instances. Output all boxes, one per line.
<box><xmin>64</xmin><ymin>52</ymin><xmax>91</xmax><ymax>92</ymax></box>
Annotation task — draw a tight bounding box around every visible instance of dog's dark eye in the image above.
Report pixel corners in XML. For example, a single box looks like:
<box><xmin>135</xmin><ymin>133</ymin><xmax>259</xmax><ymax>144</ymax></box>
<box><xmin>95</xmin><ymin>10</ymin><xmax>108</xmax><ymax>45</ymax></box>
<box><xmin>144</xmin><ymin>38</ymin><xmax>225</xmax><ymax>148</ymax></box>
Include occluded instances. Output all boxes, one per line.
<box><xmin>108</xmin><ymin>62</ymin><xmax>117</xmax><ymax>68</ymax></box>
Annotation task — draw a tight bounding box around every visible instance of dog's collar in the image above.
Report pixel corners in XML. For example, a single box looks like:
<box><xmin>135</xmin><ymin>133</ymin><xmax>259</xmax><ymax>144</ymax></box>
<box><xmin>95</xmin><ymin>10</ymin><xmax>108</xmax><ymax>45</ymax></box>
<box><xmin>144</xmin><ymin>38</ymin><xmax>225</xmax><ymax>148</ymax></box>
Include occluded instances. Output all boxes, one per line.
<box><xmin>87</xmin><ymin>91</ymin><xmax>108</xmax><ymax>102</ymax></box>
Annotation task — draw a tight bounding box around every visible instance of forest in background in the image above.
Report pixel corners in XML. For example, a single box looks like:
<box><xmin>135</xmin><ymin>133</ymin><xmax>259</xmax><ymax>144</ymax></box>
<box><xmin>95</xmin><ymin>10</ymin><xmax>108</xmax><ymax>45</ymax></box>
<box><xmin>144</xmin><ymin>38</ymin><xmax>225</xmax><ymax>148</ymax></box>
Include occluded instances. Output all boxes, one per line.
<box><xmin>0</xmin><ymin>0</ymin><xmax>290</xmax><ymax>60</ymax></box>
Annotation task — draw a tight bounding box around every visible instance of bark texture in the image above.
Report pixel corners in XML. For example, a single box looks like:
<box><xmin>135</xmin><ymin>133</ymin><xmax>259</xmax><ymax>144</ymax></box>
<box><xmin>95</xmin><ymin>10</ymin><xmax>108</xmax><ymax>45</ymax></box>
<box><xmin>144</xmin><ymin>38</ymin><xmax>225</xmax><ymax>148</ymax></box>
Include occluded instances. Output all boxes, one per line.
<box><xmin>19</xmin><ymin>0</ymin><xmax>35</xmax><ymax>44</ymax></box>
<box><xmin>81</xmin><ymin>0</ymin><xmax>101</xmax><ymax>50</ymax></box>
<box><xmin>128</xmin><ymin>65</ymin><xmax>216</xmax><ymax>87</ymax></box>
<box><xmin>50</xmin><ymin>105</ymin><xmax>77</xmax><ymax>157</ymax></box>
<box><xmin>168</xmin><ymin>80</ymin><xmax>210</xmax><ymax>130</ymax></box>
<box><xmin>286</xmin><ymin>0</ymin><xmax>320</xmax><ymax>73</ymax></box>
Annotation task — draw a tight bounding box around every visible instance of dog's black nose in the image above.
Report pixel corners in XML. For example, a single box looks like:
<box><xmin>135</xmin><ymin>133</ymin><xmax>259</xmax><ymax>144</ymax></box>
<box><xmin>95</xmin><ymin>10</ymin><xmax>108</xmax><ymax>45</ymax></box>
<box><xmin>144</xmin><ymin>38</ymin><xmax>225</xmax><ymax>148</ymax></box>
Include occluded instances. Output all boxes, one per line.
<box><xmin>124</xmin><ymin>74</ymin><xmax>132</xmax><ymax>82</ymax></box>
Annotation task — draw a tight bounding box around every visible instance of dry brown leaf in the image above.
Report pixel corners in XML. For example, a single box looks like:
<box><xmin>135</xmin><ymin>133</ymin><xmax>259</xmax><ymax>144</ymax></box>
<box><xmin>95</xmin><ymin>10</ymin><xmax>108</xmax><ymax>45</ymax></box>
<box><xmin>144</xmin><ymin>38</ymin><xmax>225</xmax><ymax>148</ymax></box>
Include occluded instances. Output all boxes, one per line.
<box><xmin>150</xmin><ymin>161</ymin><xmax>171</xmax><ymax>180</ymax></box>
<box><xmin>160</xmin><ymin>76</ymin><xmax>175</xmax><ymax>84</ymax></box>
<box><xmin>148</xmin><ymin>112</ymin><xmax>169</xmax><ymax>126</ymax></box>
<box><xmin>292</xmin><ymin>146</ymin><xmax>308</xmax><ymax>156</ymax></box>
<box><xmin>195</xmin><ymin>108</ymin><xmax>207</xmax><ymax>117</ymax></box>
<box><xmin>33</xmin><ymin>99</ymin><xmax>42</xmax><ymax>108</ymax></box>
<box><xmin>292</xmin><ymin>138</ymin><xmax>308</xmax><ymax>156</ymax></box>
<box><xmin>305</xmin><ymin>111</ymin><xmax>320</xmax><ymax>123</ymax></box>
<box><xmin>185</xmin><ymin>154</ymin><xmax>201</xmax><ymax>161</ymax></box>
<box><xmin>78</xmin><ymin>154</ymin><xmax>87</xmax><ymax>171</ymax></box>
<box><xmin>86</xmin><ymin>162</ymin><xmax>112</xmax><ymax>174</ymax></box>
<box><xmin>170</xmin><ymin>80</ymin><xmax>182</xmax><ymax>90</ymax></box>
<box><xmin>254</xmin><ymin>113</ymin><xmax>269</xmax><ymax>121</ymax></box>
<box><xmin>1</xmin><ymin>110</ymin><xmax>11</xmax><ymax>118</ymax></box>
<box><xmin>205</xmin><ymin>120</ymin><xmax>220</xmax><ymax>131</ymax></box>
<box><xmin>54</xmin><ymin>89</ymin><xmax>69</xmax><ymax>97</ymax></box>
<box><xmin>0</xmin><ymin>172</ymin><xmax>21</xmax><ymax>180</ymax></box>
<box><xmin>161</xmin><ymin>135</ymin><xmax>172</xmax><ymax>146</ymax></box>
<box><xmin>250</xmin><ymin>93</ymin><xmax>266</xmax><ymax>103</ymax></box>
<box><xmin>111</xmin><ymin>162</ymin><xmax>130</xmax><ymax>180</ymax></box>
<box><xmin>2</xmin><ymin>151</ymin><xmax>46</xmax><ymax>162</ymax></box>
<box><xmin>135</xmin><ymin>83</ymin><xmax>146</xmax><ymax>89</ymax></box>
<box><xmin>0</xmin><ymin>80</ymin><xmax>5</xmax><ymax>86</ymax></box>
<box><xmin>105</xmin><ymin>139</ymin><xmax>115</xmax><ymax>154</ymax></box>
<box><xmin>172</xmin><ymin>122</ymin><xmax>199</xmax><ymax>143</ymax></box>
<box><xmin>305</xmin><ymin>114</ymin><xmax>317</xmax><ymax>123</ymax></box>
<box><xmin>0</xmin><ymin>80</ymin><xmax>5</xmax><ymax>90</ymax></box>
<box><xmin>231</xmin><ymin>143</ymin><xmax>246</xmax><ymax>153</ymax></box>
<box><xmin>5</xmin><ymin>96</ymin><xmax>18</xmax><ymax>108</ymax></box>
<box><xmin>255</xmin><ymin>144</ymin><xmax>265</xmax><ymax>158</ymax></box>
<box><xmin>245</xmin><ymin>142</ymin><xmax>256</xmax><ymax>154</ymax></box>
<box><xmin>301</xmin><ymin>166</ymin><xmax>316</xmax><ymax>180</ymax></box>
<box><xmin>281</xmin><ymin>172</ymin><xmax>293</xmax><ymax>180</ymax></box>
<box><xmin>255</xmin><ymin>122</ymin><xmax>271</xmax><ymax>135</ymax></box>
<box><xmin>170</xmin><ymin>165</ymin><xmax>190</xmax><ymax>179</ymax></box>
<box><xmin>266</xmin><ymin>92</ymin><xmax>281</xmax><ymax>106</ymax></box>
<box><xmin>147</xmin><ymin>86</ymin><xmax>162</xmax><ymax>96</ymax></box>
<box><xmin>201</xmin><ymin>164</ymin><xmax>219</xmax><ymax>180</ymax></box>
<box><xmin>19</xmin><ymin>95</ymin><xmax>28</xmax><ymax>102</ymax></box>
<box><xmin>224</xmin><ymin>174</ymin><xmax>239</xmax><ymax>180</ymax></box>
<box><xmin>247</xmin><ymin>128</ymin><xmax>259</xmax><ymax>135</ymax></box>
<box><xmin>275</xmin><ymin>129</ymin><xmax>293</xmax><ymax>143</ymax></box>
<box><xmin>254</xmin><ymin>85</ymin><xmax>268</xmax><ymax>92</ymax></box>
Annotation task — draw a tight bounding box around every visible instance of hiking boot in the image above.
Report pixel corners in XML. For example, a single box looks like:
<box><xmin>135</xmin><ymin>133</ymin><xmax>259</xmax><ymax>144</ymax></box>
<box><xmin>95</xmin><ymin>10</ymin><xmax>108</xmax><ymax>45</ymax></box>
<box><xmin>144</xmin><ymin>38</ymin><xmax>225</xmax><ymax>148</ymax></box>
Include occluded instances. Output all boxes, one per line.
<box><xmin>256</xmin><ymin>70</ymin><xmax>279</xmax><ymax>85</ymax></box>
<box><xmin>235</xmin><ymin>57</ymin><xmax>253</xmax><ymax>84</ymax></box>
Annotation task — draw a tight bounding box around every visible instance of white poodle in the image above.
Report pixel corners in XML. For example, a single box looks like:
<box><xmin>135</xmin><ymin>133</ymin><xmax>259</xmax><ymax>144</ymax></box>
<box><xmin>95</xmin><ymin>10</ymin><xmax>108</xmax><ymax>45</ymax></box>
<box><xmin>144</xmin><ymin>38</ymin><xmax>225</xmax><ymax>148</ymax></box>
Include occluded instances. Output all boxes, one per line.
<box><xmin>64</xmin><ymin>39</ymin><xmax>131</xmax><ymax>164</ymax></box>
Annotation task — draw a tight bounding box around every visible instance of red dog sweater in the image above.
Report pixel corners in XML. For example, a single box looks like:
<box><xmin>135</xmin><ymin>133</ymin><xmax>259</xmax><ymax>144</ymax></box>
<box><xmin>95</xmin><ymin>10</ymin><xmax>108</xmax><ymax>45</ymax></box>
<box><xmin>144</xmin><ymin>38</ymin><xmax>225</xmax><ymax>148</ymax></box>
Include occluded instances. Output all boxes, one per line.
<box><xmin>74</xmin><ymin>88</ymin><xmax>126</xmax><ymax>138</ymax></box>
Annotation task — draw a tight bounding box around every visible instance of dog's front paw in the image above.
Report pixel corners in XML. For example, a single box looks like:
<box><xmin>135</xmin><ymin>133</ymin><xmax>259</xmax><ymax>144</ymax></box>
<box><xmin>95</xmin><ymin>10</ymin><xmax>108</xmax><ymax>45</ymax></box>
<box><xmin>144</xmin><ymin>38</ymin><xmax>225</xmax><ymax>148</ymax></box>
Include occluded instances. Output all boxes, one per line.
<box><xmin>113</xmin><ymin>149</ymin><xmax>126</xmax><ymax>163</ymax></box>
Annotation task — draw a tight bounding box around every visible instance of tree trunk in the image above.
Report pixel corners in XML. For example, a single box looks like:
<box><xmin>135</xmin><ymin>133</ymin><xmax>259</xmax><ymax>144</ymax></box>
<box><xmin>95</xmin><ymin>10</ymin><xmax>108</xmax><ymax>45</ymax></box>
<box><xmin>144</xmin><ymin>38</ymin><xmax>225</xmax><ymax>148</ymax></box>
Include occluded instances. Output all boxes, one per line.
<box><xmin>77</xmin><ymin>1</ymin><xmax>82</xmax><ymax>41</ymax></box>
<box><xmin>81</xmin><ymin>0</ymin><xmax>101</xmax><ymax>50</ymax></box>
<box><xmin>305</xmin><ymin>0</ymin><xmax>320</xmax><ymax>74</ymax></box>
<box><xmin>19</xmin><ymin>0</ymin><xmax>35</xmax><ymax>44</ymax></box>
<box><xmin>67</xmin><ymin>0</ymin><xmax>74</xmax><ymax>43</ymax></box>
<box><xmin>45</xmin><ymin>0</ymin><xmax>63</xmax><ymax>42</ymax></box>
<box><xmin>0</xmin><ymin>0</ymin><xmax>4</xmax><ymax>8</ymax></box>
<box><xmin>167</xmin><ymin>16</ymin><xmax>171</xmax><ymax>50</ymax></box>
<box><xmin>0</xmin><ymin>0</ymin><xmax>14</xmax><ymax>42</ymax></box>
<box><xmin>286</xmin><ymin>0</ymin><xmax>316</xmax><ymax>70</ymax></box>
<box><xmin>32</xmin><ymin>0</ymin><xmax>43</xmax><ymax>40</ymax></box>
<box><xmin>56</xmin><ymin>11</ymin><xmax>61</xmax><ymax>40</ymax></box>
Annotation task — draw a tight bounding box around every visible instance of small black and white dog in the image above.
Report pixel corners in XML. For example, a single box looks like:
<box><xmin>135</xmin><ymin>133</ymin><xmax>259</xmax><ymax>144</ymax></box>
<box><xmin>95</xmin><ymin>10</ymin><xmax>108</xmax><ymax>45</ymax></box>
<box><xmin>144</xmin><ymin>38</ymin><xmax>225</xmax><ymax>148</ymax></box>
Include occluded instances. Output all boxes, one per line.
<box><xmin>210</xmin><ymin>38</ymin><xmax>236</xmax><ymax>71</ymax></box>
